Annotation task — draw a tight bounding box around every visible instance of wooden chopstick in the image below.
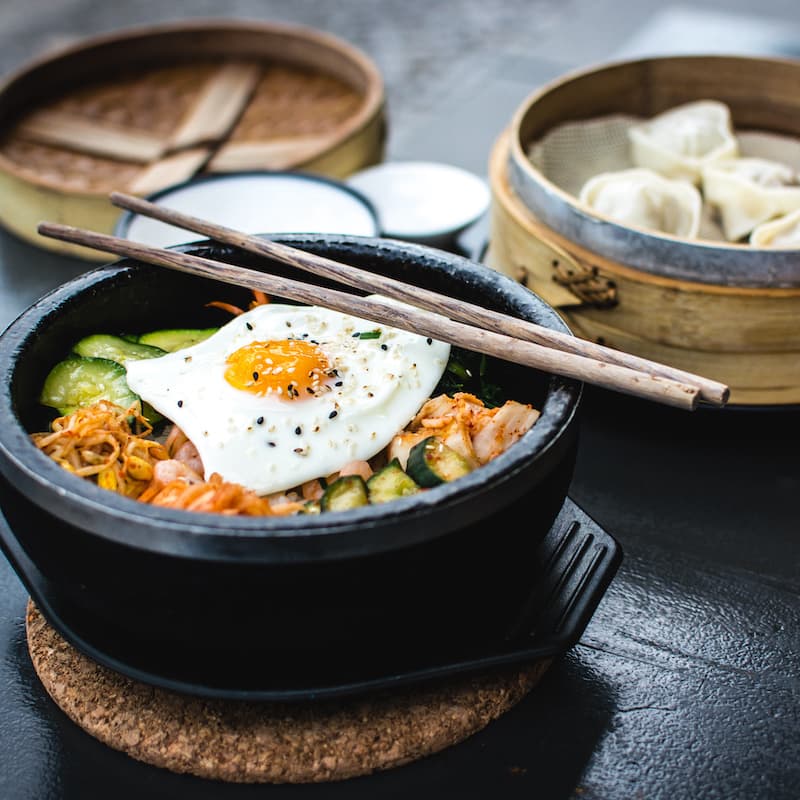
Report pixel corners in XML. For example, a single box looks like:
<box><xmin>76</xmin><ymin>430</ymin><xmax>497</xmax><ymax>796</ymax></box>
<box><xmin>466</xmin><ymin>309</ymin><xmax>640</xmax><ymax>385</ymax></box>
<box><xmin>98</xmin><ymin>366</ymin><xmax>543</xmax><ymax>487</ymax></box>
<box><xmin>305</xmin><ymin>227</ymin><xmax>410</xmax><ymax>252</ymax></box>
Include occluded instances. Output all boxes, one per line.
<box><xmin>37</xmin><ymin>220</ymin><xmax>704</xmax><ymax>411</ymax></box>
<box><xmin>108</xmin><ymin>191</ymin><xmax>729</xmax><ymax>407</ymax></box>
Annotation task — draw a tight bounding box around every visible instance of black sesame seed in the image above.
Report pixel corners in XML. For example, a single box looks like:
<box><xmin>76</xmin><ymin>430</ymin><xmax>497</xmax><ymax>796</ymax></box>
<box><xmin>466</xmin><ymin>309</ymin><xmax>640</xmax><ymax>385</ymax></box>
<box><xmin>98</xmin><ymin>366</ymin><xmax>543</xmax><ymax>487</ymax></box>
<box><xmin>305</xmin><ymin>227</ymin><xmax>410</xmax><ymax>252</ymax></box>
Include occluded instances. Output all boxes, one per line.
<box><xmin>329</xmin><ymin>410</ymin><xmax>338</xmax><ymax>419</ymax></box>
<box><xmin>256</xmin><ymin>416</ymin><xmax>264</xmax><ymax>425</ymax></box>
<box><xmin>294</xmin><ymin>426</ymin><xmax>302</xmax><ymax>435</ymax></box>
<box><xmin>306</xmin><ymin>387</ymin><xmax>314</xmax><ymax>394</ymax></box>
<box><xmin>246</xmin><ymin>322</ymin><xmax>253</xmax><ymax>330</ymax></box>
<box><xmin>426</xmin><ymin>338</ymin><xmax>432</xmax><ymax>344</ymax></box>
<box><xmin>380</xmin><ymin>343</ymin><xmax>388</xmax><ymax>351</ymax></box>
<box><xmin>252</xmin><ymin>371</ymin><xmax>259</xmax><ymax>381</ymax></box>
<box><xmin>335</xmin><ymin>381</ymin><xmax>343</xmax><ymax>387</ymax></box>
<box><xmin>267</xmin><ymin>441</ymin><xmax>276</xmax><ymax>447</ymax></box>
<box><xmin>177</xmin><ymin>400</ymin><xmax>183</xmax><ymax>408</ymax></box>
<box><xmin>352</xmin><ymin>331</ymin><xmax>360</xmax><ymax>338</ymax></box>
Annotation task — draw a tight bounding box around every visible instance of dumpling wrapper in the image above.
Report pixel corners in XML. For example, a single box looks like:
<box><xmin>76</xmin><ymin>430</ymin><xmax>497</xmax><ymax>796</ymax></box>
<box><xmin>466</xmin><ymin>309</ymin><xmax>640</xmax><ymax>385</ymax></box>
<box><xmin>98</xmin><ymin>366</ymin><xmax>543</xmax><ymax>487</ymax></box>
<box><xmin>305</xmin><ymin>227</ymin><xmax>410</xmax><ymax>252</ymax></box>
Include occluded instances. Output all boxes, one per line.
<box><xmin>749</xmin><ymin>207</ymin><xmax>800</xmax><ymax>248</ymax></box>
<box><xmin>628</xmin><ymin>100</ymin><xmax>739</xmax><ymax>185</ymax></box>
<box><xmin>701</xmin><ymin>157</ymin><xmax>800</xmax><ymax>241</ymax></box>
<box><xmin>578</xmin><ymin>167</ymin><xmax>703</xmax><ymax>238</ymax></box>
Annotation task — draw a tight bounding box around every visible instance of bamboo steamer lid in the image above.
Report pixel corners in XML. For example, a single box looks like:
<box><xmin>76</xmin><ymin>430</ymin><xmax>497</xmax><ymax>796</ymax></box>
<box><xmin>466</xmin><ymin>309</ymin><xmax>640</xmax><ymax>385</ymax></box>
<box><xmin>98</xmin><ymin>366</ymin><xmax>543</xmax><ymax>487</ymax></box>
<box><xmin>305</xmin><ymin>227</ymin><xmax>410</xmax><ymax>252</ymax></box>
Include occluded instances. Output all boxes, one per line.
<box><xmin>486</xmin><ymin>55</ymin><xmax>800</xmax><ymax>407</ymax></box>
<box><xmin>0</xmin><ymin>20</ymin><xmax>386</xmax><ymax>261</ymax></box>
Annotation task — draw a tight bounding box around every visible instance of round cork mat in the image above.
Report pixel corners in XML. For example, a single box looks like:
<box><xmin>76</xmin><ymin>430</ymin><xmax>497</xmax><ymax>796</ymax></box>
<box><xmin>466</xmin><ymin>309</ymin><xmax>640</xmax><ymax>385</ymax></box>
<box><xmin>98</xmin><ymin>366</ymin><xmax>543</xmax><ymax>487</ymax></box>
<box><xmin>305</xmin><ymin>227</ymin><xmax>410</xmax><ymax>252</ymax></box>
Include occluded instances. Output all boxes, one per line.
<box><xmin>26</xmin><ymin>600</ymin><xmax>550</xmax><ymax>783</ymax></box>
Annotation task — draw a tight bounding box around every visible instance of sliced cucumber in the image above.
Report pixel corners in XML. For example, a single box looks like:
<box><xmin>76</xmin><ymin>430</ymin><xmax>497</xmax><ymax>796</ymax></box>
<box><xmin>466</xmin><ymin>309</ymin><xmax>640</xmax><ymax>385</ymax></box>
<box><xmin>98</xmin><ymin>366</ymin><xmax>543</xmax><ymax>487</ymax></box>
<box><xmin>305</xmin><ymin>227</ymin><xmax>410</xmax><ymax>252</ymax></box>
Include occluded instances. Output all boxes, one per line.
<box><xmin>137</xmin><ymin>328</ymin><xmax>218</xmax><ymax>352</ymax></box>
<box><xmin>73</xmin><ymin>334</ymin><xmax>166</xmax><ymax>365</ymax></box>
<box><xmin>406</xmin><ymin>436</ymin><xmax>474</xmax><ymax>487</ymax></box>
<box><xmin>39</xmin><ymin>356</ymin><xmax>140</xmax><ymax>416</ymax></box>
<box><xmin>321</xmin><ymin>475</ymin><xmax>369</xmax><ymax>512</ymax></box>
<box><xmin>366</xmin><ymin>459</ymin><xmax>420</xmax><ymax>504</ymax></box>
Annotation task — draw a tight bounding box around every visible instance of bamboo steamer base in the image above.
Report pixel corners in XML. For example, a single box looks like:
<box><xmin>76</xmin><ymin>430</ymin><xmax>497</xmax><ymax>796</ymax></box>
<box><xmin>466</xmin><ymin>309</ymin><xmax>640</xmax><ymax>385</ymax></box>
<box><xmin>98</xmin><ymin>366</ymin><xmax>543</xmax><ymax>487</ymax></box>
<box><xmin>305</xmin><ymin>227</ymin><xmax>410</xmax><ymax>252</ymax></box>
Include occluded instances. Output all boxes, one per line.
<box><xmin>486</xmin><ymin>130</ymin><xmax>800</xmax><ymax>407</ymax></box>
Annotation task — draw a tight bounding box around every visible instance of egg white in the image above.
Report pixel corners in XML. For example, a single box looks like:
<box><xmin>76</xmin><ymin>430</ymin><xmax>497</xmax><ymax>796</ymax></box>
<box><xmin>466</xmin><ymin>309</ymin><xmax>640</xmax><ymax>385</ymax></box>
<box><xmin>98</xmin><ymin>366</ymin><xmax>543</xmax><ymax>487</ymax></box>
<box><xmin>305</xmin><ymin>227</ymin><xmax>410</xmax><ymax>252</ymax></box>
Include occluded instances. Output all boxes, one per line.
<box><xmin>125</xmin><ymin>301</ymin><xmax>450</xmax><ymax>495</ymax></box>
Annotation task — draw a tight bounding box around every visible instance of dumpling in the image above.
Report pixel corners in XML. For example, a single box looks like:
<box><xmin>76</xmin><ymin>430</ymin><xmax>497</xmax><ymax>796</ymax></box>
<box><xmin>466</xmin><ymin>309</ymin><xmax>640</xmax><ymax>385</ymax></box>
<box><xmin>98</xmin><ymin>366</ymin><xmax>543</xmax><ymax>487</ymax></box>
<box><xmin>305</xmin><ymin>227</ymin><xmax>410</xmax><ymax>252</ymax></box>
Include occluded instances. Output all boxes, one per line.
<box><xmin>701</xmin><ymin>157</ymin><xmax>800</xmax><ymax>241</ymax></box>
<box><xmin>749</xmin><ymin>208</ymin><xmax>800</xmax><ymax>248</ymax></box>
<box><xmin>628</xmin><ymin>100</ymin><xmax>739</xmax><ymax>185</ymax></box>
<box><xmin>578</xmin><ymin>167</ymin><xmax>702</xmax><ymax>238</ymax></box>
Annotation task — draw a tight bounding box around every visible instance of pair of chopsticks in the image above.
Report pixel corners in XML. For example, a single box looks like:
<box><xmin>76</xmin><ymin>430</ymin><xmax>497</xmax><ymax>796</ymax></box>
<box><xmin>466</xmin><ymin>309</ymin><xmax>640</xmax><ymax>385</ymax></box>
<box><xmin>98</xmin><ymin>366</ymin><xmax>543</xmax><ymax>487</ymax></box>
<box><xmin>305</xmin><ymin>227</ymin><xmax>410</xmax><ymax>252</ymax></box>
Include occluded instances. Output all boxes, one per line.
<box><xmin>37</xmin><ymin>191</ymin><xmax>730</xmax><ymax>411</ymax></box>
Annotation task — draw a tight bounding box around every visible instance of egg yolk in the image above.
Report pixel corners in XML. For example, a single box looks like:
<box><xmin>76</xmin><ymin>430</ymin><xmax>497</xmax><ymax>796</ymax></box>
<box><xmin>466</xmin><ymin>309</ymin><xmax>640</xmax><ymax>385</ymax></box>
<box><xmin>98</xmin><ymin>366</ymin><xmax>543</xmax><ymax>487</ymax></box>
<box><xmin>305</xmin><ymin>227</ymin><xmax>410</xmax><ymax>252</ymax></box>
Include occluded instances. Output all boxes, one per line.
<box><xmin>224</xmin><ymin>339</ymin><xmax>332</xmax><ymax>399</ymax></box>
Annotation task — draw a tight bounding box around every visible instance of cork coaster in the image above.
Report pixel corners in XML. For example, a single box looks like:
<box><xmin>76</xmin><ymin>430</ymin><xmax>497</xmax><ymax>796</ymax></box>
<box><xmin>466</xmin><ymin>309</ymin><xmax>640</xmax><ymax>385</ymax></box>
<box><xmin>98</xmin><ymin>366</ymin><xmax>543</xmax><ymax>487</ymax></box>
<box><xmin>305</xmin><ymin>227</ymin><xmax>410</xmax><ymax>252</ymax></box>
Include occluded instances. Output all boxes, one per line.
<box><xmin>26</xmin><ymin>600</ymin><xmax>550</xmax><ymax>783</ymax></box>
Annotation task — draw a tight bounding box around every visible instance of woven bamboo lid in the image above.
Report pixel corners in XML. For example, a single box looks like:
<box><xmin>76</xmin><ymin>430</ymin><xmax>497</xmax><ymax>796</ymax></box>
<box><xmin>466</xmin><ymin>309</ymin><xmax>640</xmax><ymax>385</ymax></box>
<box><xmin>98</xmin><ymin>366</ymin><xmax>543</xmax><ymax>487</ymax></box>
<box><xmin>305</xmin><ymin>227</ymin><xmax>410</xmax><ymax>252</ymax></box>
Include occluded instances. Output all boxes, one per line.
<box><xmin>0</xmin><ymin>20</ymin><xmax>386</xmax><ymax>260</ymax></box>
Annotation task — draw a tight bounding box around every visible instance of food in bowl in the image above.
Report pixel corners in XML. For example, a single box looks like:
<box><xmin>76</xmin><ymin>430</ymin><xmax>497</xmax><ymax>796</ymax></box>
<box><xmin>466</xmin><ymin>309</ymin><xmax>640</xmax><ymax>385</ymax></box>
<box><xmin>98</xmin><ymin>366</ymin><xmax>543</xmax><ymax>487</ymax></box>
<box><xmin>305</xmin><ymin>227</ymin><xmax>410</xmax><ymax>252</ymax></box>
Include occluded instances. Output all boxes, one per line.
<box><xmin>31</xmin><ymin>289</ymin><xmax>541</xmax><ymax>516</ymax></box>
<box><xmin>538</xmin><ymin>97</ymin><xmax>800</xmax><ymax>245</ymax></box>
<box><xmin>578</xmin><ymin>167</ymin><xmax>702</xmax><ymax>238</ymax></box>
<box><xmin>0</xmin><ymin>237</ymin><xmax>581</xmax><ymax>677</ymax></box>
<box><xmin>701</xmin><ymin>157</ymin><xmax>800</xmax><ymax>241</ymax></box>
<box><xmin>749</xmin><ymin>207</ymin><xmax>800</xmax><ymax>247</ymax></box>
<box><xmin>627</xmin><ymin>99</ymin><xmax>739</xmax><ymax>185</ymax></box>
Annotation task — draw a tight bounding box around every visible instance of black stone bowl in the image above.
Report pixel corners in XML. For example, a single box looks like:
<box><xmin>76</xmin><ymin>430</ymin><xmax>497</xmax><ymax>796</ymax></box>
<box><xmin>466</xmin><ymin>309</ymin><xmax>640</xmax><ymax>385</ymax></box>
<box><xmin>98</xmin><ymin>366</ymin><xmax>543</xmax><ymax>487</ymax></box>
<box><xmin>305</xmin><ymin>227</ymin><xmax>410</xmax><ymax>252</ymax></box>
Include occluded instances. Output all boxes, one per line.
<box><xmin>0</xmin><ymin>235</ymin><xmax>581</xmax><ymax>691</ymax></box>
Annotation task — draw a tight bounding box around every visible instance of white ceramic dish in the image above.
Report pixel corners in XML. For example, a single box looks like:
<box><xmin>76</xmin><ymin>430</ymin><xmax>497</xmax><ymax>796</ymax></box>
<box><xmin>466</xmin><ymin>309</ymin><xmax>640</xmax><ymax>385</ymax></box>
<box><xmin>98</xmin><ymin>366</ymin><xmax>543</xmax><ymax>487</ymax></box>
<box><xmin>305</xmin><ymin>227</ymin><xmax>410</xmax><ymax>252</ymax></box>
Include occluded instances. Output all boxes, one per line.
<box><xmin>346</xmin><ymin>160</ymin><xmax>490</xmax><ymax>246</ymax></box>
<box><xmin>114</xmin><ymin>171</ymin><xmax>380</xmax><ymax>247</ymax></box>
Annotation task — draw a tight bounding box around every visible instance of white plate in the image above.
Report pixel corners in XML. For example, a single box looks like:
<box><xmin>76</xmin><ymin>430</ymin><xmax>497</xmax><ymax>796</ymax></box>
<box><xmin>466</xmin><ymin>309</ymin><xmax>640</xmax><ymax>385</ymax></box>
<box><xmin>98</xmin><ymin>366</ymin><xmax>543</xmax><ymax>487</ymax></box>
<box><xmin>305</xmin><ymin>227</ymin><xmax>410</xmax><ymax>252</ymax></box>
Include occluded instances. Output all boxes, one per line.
<box><xmin>115</xmin><ymin>171</ymin><xmax>380</xmax><ymax>247</ymax></box>
<box><xmin>346</xmin><ymin>161</ymin><xmax>490</xmax><ymax>245</ymax></box>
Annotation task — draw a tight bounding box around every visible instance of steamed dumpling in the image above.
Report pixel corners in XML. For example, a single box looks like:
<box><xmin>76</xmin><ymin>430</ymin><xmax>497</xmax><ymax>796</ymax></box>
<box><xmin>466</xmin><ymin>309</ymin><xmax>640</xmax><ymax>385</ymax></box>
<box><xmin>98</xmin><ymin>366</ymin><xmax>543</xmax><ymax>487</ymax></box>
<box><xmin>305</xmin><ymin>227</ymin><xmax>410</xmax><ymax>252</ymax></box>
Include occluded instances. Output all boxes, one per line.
<box><xmin>701</xmin><ymin>157</ymin><xmax>800</xmax><ymax>241</ymax></box>
<box><xmin>578</xmin><ymin>167</ymin><xmax>702</xmax><ymax>238</ymax></box>
<box><xmin>628</xmin><ymin>100</ymin><xmax>739</xmax><ymax>185</ymax></box>
<box><xmin>749</xmin><ymin>208</ymin><xmax>800</xmax><ymax>247</ymax></box>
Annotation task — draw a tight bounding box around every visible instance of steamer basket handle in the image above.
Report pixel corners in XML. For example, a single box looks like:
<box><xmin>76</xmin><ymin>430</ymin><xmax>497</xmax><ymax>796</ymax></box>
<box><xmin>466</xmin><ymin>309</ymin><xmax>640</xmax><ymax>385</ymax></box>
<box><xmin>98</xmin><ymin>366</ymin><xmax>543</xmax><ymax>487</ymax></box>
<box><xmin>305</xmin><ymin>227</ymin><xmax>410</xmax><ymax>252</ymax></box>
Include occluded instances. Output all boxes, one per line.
<box><xmin>486</xmin><ymin>128</ymin><xmax>617</xmax><ymax>310</ymax></box>
<box><xmin>485</xmin><ymin>225</ymin><xmax>617</xmax><ymax>310</ymax></box>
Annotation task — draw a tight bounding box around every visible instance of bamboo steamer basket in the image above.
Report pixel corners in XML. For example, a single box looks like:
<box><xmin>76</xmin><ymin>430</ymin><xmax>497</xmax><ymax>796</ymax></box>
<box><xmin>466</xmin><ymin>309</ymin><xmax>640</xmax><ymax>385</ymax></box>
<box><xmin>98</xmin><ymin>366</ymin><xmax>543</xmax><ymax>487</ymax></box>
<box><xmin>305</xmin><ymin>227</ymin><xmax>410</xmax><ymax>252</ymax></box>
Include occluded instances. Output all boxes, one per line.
<box><xmin>486</xmin><ymin>55</ymin><xmax>800</xmax><ymax>407</ymax></box>
<box><xmin>0</xmin><ymin>19</ymin><xmax>386</xmax><ymax>261</ymax></box>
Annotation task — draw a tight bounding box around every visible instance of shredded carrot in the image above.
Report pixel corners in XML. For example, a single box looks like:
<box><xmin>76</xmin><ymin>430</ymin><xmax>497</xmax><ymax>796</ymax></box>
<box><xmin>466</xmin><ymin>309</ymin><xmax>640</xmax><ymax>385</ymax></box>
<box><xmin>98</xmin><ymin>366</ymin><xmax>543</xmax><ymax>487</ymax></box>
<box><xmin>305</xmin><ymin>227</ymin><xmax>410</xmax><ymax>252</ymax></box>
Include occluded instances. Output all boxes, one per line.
<box><xmin>249</xmin><ymin>290</ymin><xmax>270</xmax><ymax>307</ymax></box>
<box><xmin>206</xmin><ymin>290</ymin><xmax>271</xmax><ymax>318</ymax></box>
<box><xmin>205</xmin><ymin>300</ymin><xmax>245</xmax><ymax>316</ymax></box>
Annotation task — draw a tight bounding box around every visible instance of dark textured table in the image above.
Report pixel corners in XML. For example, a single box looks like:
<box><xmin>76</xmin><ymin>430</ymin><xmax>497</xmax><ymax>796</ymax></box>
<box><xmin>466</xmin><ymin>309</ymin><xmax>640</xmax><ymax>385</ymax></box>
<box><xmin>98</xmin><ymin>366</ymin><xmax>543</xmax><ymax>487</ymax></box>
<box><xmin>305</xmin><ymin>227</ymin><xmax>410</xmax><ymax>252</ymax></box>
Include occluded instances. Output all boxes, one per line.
<box><xmin>1</xmin><ymin>239</ymin><xmax>798</xmax><ymax>800</ymax></box>
<box><xmin>1</xmin><ymin>4</ymin><xmax>800</xmax><ymax>798</ymax></box>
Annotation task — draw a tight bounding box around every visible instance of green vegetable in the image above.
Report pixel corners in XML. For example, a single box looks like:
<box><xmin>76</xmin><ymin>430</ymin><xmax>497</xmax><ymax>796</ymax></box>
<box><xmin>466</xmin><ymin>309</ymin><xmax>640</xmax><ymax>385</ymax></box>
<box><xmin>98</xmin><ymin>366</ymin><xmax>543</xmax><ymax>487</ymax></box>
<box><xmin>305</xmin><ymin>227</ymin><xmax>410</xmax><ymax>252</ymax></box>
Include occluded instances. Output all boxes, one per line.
<box><xmin>39</xmin><ymin>356</ymin><xmax>140</xmax><ymax>417</ymax></box>
<box><xmin>72</xmin><ymin>334</ymin><xmax>167</xmax><ymax>365</ymax></box>
<box><xmin>321</xmin><ymin>475</ymin><xmax>370</xmax><ymax>511</ymax></box>
<box><xmin>137</xmin><ymin>328</ymin><xmax>218</xmax><ymax>352</ymax></box>
<box><xmin>366</xmin><ymin>459</ymin><xmax>420</xmax><ymax>503</ymax></box>
<box><xmin>435</xmin><ymin>346</ymin><xmax>505</xmax><ymax>408</ymax></box>
<box><xmin>405</xmin><ymin>436</ymin><xmax>474</xmax><ymax>487</ymax></box>
<box><xmin>301</xmin><ymin>499</ymin><xmax>322</xmax><ymax>515</ymax></box>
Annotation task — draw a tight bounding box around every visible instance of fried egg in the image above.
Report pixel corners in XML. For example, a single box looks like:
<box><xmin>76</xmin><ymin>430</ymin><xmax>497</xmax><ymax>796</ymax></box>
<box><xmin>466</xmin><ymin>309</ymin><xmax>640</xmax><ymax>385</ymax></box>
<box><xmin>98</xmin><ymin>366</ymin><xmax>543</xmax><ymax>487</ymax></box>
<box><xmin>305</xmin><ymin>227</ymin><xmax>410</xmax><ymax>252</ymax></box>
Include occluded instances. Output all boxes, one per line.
<box><xmin>125</xmin><ymin>300</ymin><xmax>450</xmax><ymax>495</ymax></box>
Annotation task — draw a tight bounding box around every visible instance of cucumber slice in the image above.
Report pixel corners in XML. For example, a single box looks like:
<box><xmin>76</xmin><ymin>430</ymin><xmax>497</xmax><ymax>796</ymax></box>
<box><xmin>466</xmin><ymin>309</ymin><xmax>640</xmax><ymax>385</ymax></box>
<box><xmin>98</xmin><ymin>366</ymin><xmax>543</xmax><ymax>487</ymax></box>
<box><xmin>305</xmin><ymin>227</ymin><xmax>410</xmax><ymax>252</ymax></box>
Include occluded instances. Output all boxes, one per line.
<box><xmin>366</xmin><ymin>459</ymin><xmax>420</xmax><ymax>504</ymax></box>
<box><xmin>137</xmin><ymin>328</ymin><xmax>218</xmax><ymax>352</ymax></box>
<box><xmin>73</xmin><ymin>334</ymin><xmax>166</xmax><ymax>365</ymax></box>
<box><xmin>39</xmin><ymin>356</ymin><xmax>140</xmax><ymax>416</ymax></box>
<box><xmin>321</xmin><ymin>475</ymin><xmax>369</xmax><ymax>512</ymax></box>
<box><xmin>406</xmin><ymin>436</ymin><xmax>474</xmax><ymax>487</ymax></box>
